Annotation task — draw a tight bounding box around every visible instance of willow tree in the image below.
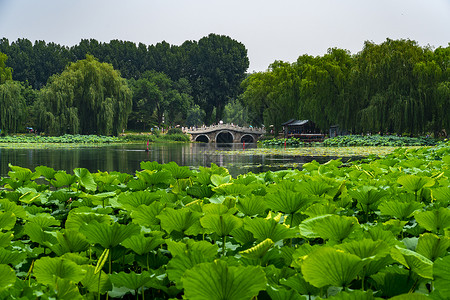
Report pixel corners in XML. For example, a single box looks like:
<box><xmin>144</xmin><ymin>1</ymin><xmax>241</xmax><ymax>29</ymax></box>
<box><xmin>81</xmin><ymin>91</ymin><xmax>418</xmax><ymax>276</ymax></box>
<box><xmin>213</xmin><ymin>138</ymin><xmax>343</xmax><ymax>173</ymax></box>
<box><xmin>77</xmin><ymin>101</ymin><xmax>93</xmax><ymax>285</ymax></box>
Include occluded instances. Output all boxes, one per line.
<box><xmin>36</xmin><ymin>55</ymin><xmax>132</xmax><ymax>136</ymax></box>
<box><xmin>0</xmin><ymin>81</ymin><xmax>27</xmax><ymax>133</ymax></box>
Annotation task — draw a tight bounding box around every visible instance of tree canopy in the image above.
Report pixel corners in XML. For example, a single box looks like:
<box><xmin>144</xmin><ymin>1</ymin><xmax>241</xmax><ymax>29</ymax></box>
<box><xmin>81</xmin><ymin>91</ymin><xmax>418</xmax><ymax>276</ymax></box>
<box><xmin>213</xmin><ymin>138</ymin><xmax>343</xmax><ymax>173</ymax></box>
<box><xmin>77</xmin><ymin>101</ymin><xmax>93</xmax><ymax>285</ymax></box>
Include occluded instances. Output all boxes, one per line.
<box><xmin>36</xmin><ymin>55</ymin><xmax>132</xmax><ymax>136</ymax></box>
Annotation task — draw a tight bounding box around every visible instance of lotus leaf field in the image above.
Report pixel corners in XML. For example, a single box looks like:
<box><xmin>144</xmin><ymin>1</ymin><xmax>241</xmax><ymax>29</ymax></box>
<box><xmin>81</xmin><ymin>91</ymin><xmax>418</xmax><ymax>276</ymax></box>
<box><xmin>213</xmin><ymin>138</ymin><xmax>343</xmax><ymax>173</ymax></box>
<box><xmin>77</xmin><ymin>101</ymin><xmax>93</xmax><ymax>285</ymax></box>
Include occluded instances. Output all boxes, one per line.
<box><xmin>0</xmin><ymin>142</ymin><xmax>450</xmax><ymax>299</ymax></box>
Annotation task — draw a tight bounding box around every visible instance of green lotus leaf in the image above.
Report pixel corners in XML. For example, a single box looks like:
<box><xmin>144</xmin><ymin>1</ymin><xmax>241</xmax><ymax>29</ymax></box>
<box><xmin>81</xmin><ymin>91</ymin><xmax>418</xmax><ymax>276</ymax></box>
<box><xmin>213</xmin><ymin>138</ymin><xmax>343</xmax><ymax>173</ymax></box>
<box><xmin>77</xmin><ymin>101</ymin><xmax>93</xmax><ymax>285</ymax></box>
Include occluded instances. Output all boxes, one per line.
<box><xmin>50</xmin><ymin>229</ymin><xmax>90</xmax><ymax>255</ymax></box>
<box><xmin>167</xmin><ymin>239</ymin><xmax>219</xmax><ymax>258</ymax></box>
<box><xmin>117</xmin><ymin>190</ymin><xmax>161</xmax><ymax>210</ymax></box>
<box><xmin>236</xmin><ymin>195</ymin><xmax>267</xmax><ymax>216</ymax></box>
<box><xmin>244</xmin><ymin>217</ymin><xmax>298</xmax><ymax>242</ymax></box>
<box><xmin>432</xmin><ymin>187</ymin><xmax>450</xmax><ymax>206</ymax></box>
<box><xmin>212</xmin><ymin>183</ymin><xmax>251</xmax><ymax>196</ymax></box>
<box><xmin>110</xmin><ymin>270</ymin><xmax>152</xmax><ymax>290</ymax></box>
<box><xmin>365</xmin><ymin>226</ymin><xmax>402</xmax><ymax>247</ymax></box>
<box><xmin>80</xmin><ymin>220</ymin><xmax>140</xmax><ymax>249</ymax></box>
<box><xmin>50</xmin><ymin>171</ymin><xmax>76</xmax><ymax>188</ymax></box>
<box><xmin>187</xmin><ymin>184</ymin><xmax>214</xmax><ymax>198</ymax></box>
<box><xmin>202</xmin><ymin>203</ymin><xmax>230</xmax><ymax>215</ymax></box>
<box><xmin>348</xmin><ymin>186</ymin><xmax>387</xmax><ymax>212</ymax></box>
<box><xmin>211</xmin><ymin>174</ymin><xmax>232</xmax><ymax>187</ymax></box>
<box><xmin>0</xmin><ymin>247</ymin><xmax>26</xmax><ymax>265</ymax></box>
<box><xmin>34</xmin><ymin>256</ymin><xmax>86</xmax><ymax>286</ymax></box>
<box><xmin>194</xmin><ymin>170</ymin><xmax>212</xmax><ymax>185</ymax></box>
<box><xmin>266</xmin><ymin>285</ymin><xmax>305</xmax><ymax>300</ymax></box>
<box><xmin>0</xmin><ymin>264</ymin><xmax>16</xmax><ymax>291</ymax></box>
<box><xmin>230</xmin><ymin>226</ymin><xmax>256</xmax><ymax>245</ymax></box>
<box><xmin>370</xmin><ymin>266</ymin><xmax>414</xmax><ymax>298</ymax></box>
<box><xmin>298</xmin><ymin>180</ymin><xmax>333</xmax><ymax>197</ymax></box>
<box><xmin>378</xmin><ymin>200</ymin><xmax>424</xmax><ymax>220</ymax></box>
<box><xmin>388</xmin><ymin>294</ymin><xmax>430</xmax><ymax>300</ymax></box>
<box><xmin>264</xmin><ymin>188</ymin><xmax>310</xmax><ymax>214</ymax></box>
<box><xmin>137</xmin><ymin>169</ymin><xmax>173</xmax><ymax>186</ymax></box>
<box><xmin>0</xmin><ymin>211</ymin><xmax>16</xmax><ymax>231</ymax></box>
<box><xmin>130</xmin><ymin>202</ymin><xmax>164</xmax><ymax>228</ymax></box>
<box><xmin>324</xmin><ymin>290</ymin><xmax>380</xmax><ymax>299</ymax></box>
<box><xmin>48</xmin><ymin>189</ymin><xmax>76</xmax><ymax>203</ymax></box>
<box><xmin>0</xmin><ymin>232</ymin><xmax>14</xmax><ymax>248</ymax></box>
<box><xmin>434</xmin><ymin>255</ymin><xmax>450</xmax><ymax>296</ymax></box>
<box><xmin>80</xmin><ymin>265</ymin><xmax>112</xmax><ymax>294</ymax></box>
<box><xmin>28</xmin><ymin>213</ymin><xmax>60</xmax><ymax>228</ymax></box>
<box><xmin>35</xmin><ymin>165</ymin><xmax>57</xmax><ymax>180</ymax></box>
<box><xmin>157</xmin><ymin>207</ymin><xmax>203</xmax><ymax>235</ymax></box>
<box><xmin>0</xmin><ymin>199</ymin><xmax>26</xmax><ymax>219</ymax></box>
<box><xmin>140</xmin><ymin>161</ymin><xmax>163</xmax><ymax>171</ymax></box>
<box><xmin>416</xmin><ymin>233</ymin><xmax>450</xmax><ymax>261</ymax></box>
<box><xmin>240</xmin><ymin>238</ymin><xmax>274</xmax><ymax>259</ymax></box>
<box><xmin>304</xmin><ymin>202</ymin><xmax>340</xmax><ymax>218</ymax></box>
<box><xmin>23</xmin><ymin>222</ymin><xmax>57</xmax><ymax>245</ymax></box>
<box><xmin>182</xmin><ymin>259</ymin><xmax>267</xmax><ymax>300</ymax></box>
<box><xmin>336</xmin><ymin>239</ymin><xmax>391</xmax><ymax>260</ymax></box>
<box><xmin>121</xmin><ymin>232</ymin><xmax>165</xmax><ymax>255</ymax></box>
<box><xmin>415</xmin><ymin>207</ymin><xmax>450</xmax><ymax>234</ymax></box>
<box><xmin>126</xmin><ymin>177</ymin><xmax>147</xmax><ymax>190</ymax></box>
<box><xmin>8</xmin><ymin>164</ymin><xmax>37</xmax><ymax>182</ymax></box>
<box><xmin>92</xmin><ymin>171</ymin><xmax>120</xmax><ymax>186</ymax></box>
<box><xmin>301</xmin><ymin>247</ymin><xmax>365</xmax><ymax>288</ymax></box>
<box><xmin>74</xmin><ymin>168</ymin><xmax>97</xmax><ymax>192</ymax></box>
<box><xmin>53</xmin><ymin>277</ymin><xmax>83</xmax><ymax>300</ymax></box>
<box><xmin>162</xmin><ymin>161</ymin><xmax>192</xmax><ymax>179</ymax></box>
<box><xmin>65</xmin><ymin>210</ymin><xmax>113</xmax><ymax>231</ymax></box>
<box><xmin>390</xmin><ymin>245</ymin><xmax>433</xmax><ymax>279</ymax></box>
<box><xmin>280</xmin><ymin>273</ymin><xmax>319</xmax><ymax>296</ymax></box>
<box><xmin>299</xmin><ymin>214</ymin><xmax>359</xmax><ymax>242</ymax></box>
<box><xmin>397</xmin><ymin>175</ymin><xmax>435</xmax><ymax>193</ymax></box>
<box><xmin>200</xmin><ymin>213</ymin><xmax>243</xmax><ymax>237</ymax></box>
<box><xmin>18</xmin><ymin>188</ymin><xmax>42</xmax><ymax>204</ymax></box>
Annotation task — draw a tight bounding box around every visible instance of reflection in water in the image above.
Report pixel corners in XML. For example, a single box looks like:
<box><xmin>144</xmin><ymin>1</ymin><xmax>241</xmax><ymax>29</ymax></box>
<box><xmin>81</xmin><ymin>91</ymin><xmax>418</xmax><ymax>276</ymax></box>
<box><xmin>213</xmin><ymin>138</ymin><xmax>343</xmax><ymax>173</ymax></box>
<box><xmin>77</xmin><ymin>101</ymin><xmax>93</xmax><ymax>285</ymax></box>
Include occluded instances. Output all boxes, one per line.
<box><xmin>0</xmin><ymin>143</ymin><xmax>357</xmax><ymax>178</ymax></box>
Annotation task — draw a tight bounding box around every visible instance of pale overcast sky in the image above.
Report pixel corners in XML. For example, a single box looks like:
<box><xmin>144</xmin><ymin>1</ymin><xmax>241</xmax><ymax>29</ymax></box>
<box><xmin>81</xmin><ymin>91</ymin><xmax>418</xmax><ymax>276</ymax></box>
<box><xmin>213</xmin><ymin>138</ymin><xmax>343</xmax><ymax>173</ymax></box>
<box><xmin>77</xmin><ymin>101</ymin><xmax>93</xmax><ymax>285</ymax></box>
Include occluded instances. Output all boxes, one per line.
<box><xmin>0</xmin><ymin>0</ymin><xmax>449</xmax><ymax>72</ymax></box>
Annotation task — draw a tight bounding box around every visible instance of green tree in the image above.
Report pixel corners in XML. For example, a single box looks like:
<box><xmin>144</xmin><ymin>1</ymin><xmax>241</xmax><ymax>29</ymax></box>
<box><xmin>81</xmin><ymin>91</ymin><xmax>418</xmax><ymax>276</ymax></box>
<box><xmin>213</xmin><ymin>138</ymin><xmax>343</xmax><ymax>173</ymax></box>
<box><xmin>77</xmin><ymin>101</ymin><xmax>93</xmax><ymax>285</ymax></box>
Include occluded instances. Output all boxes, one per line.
<box><xmin>186</xmin><ymin>104</ymin><xmax>205</xmax><ymax>127</ymax></box>
<box><xmin>223</xmin><ymin>98</ymin><xmax>249</xmax><ymax>126</ymax></box>
<box><xmin>36</xmin><ymin>55</ymin><xmax>132</xmax><ymax>136</ymax></box>
<box><xmin>0</xmin><ymin>81</ymin><xmax>27</xmax><ymax>133</ymax></box>
<box><xmin>0</xmin><ymin>52</ymin><xmax>12</xmax><ymax>84</ymax></box>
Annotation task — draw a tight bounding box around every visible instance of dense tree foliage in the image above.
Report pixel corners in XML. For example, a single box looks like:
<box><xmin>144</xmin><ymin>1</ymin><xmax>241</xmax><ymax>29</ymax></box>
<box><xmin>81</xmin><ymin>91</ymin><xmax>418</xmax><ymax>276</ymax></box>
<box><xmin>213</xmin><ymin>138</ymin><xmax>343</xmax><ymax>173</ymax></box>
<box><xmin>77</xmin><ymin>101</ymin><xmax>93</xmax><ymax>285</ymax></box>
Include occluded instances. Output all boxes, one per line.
<box><xmin>0</xmin><ymin>80</ymin><xmax>27</xmax><ymax>133</ymax></box>
<box><xmin>241</xmin><ymin>39</ymin><xmax>450</xmax><ymax>136</ymax></box>
<box><xmin>36</xmin><ymin>55</ymin><xmax>132</xmax><ymax>136</ymax></box>
<box><xmin>0</xmin><ymin>52</ymin><xmax>13</xmax><ymax>84</ymax></box>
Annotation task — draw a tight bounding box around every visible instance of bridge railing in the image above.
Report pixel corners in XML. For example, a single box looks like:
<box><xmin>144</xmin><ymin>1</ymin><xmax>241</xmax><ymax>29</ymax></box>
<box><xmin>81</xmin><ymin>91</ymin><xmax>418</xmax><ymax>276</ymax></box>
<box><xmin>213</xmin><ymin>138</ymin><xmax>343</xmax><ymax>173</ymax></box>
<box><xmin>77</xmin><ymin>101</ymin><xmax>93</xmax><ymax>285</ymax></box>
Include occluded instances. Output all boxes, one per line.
<box><xmin>184</xmin><ymin>123</ymin><xmax>265</xmax><ymax>134</ymax></box>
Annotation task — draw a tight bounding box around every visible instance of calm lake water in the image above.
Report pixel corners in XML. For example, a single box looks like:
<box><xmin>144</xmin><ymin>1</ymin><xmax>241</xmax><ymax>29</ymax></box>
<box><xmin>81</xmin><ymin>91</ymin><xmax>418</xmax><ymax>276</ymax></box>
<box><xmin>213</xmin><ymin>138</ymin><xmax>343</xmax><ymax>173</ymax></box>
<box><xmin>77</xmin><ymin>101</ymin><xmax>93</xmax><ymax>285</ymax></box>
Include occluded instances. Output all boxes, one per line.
<box><xmin>0</xmin><ymin>143</ymin><xmax>357</xmax><ymax>178</ymax></box>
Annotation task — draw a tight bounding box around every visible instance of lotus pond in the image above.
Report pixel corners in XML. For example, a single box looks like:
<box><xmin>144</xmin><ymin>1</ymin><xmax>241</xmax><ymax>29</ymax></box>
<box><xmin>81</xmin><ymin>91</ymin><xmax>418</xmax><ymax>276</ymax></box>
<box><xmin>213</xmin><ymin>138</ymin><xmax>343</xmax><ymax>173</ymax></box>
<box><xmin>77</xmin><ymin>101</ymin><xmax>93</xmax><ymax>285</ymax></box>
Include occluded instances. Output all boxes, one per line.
<box><xmin>0</xmin><ymin>141</ymin><xmax>449</xmax><ymax>299</ymax></box>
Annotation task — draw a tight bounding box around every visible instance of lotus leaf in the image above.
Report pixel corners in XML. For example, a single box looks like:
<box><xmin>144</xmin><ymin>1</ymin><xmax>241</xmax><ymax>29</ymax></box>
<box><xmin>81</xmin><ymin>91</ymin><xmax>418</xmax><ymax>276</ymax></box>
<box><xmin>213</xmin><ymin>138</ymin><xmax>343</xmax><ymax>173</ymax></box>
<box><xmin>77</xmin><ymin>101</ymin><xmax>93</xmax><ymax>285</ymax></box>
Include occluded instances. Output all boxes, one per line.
<box><xmin>137</xmin><ymin>169</ymin><xmax>173</xmax><ymax>186</ymax></box>
<box><xmin>187</xmin><ymin>184</ymin><xmax>214</xmax><ymax>198</ymax></box>
<box><xmin>23</xmin><ymin>222</ymin><xmax>57</xmax><ymax>245</ymax></box>
<box><xmin>236</xmin><ymin>195</ymin><xmax>267</xmax><ymax>216</ymax></box>
<box><xmin>0</xmin><ymin>199</ymin><xmax>26</xmax><ymax>219</ymax></box>
<box><xmin>0</xmin><ymin>264</ymin><xmax>15</xmax><ymax>291</ymax></box>
<box><xmin>210</xmin><ymin>174</ymin><xmax>231</xmax><ymax>186</ymax></box>
<box><xmin>230</xmin><ymin>226</ymin><xmax>256</xmax><ymax>245</ymax></box>
<box><xmin>140</xmin><ymin>161</ymin><xmax>162</xmax><ymax>171</ymax></box>
<box><xmin>50</xmin><ymin>229</ymin><xmax>90</xmax><ymax>255</ymax></box>
<box><xmin>304</xmin><ymin>202</ymin><xmax>340</xmax><ymax>218</ymax></box>
<box><xmin>397</xmin><ymin>175</ymin><xmax>435</xmax><ymax>193</ymax></box>
<box><xmin>35</xmin><ymin>165</ymin><xmax>57</xmax><ymax>180</ymax></box>
<box><xmin>201</xmin><ymin>213</ymin><xmax>243</xmax><ymax>237</ymax></box>
<box><xmin>65</xmin><ymin>210</ymin><xmax>112</xmax><ymax>231</ymax></box>
<box><xmin>202</xmin><ymin>203</ymin><xmax>230</xmax><ymax>215</ymax></box>
<box><xmin>378</xmin><ymin>199</ymin><xmax>424</xmax><ymax>220</ymax></box>
<box><xmin>0</xmin><ymin>232</ymin><xmax>14</xmax><ymax>248</ymax></box>
<box><xmin>264</xmin><ymin>188</ymin><xmax>310</xmax><ymax>214</ymax></box>
<box><xmin>301</xmin><ymin>247</ymin><xmax>365</xmax><ymax>288</ymax></box>
<box><xmin>0</xmin><ymin>211</ymin><xmax>16</xmax><ymax>231</ymax></box>
<box><xmin>28</xmin><ymin>213</ymin><xmax>60</xmax><ymax>228</ymax></box>
<box><xmin>126</xmin><ymin>177</ymin><xmax>147</xmax><ymax>190</ymax></box>
<box><xmin>80</xmin><ymin>220</ymin><xmax>140</xmax><ymax>249</ymax></box>
<box><xmin>157</xmin><ymin>207</ymin><xmax>203</xmax><ymax>236</ymax></box>
<box><xmin>117</xmin><ymin>190</ymin><xmax>161</xmax><ymax>210</ymax></box>
<box><xmin>280</xmin><ymin>273</ymin><xmax>319</xmax><ymax>296</ymax></box>
<box><xmin>390</xmin><ymin>246</ymin><xmax>433</xmax><ymax>279</ymax></box>
<box><xmin>244</xmin><ymin>217</ymin><xmax>298</xmax><ymax>242</ymax></box>
<box><xmin>414</xmin><ymin>207</ymin><xmax>450</xmax><ymax>234</ymax></box>
<box><xmin>299</xmin><ymin>214</ymin><xmax>359</xmax><ymax>242</ymax></box>
<box><xmin>266</xmin><ymin>285</ymin><xmax>305</xmax><ymax>300</ymax></box>
<box><xmin>130</xmin><ymin>202</ymin><xmax>165</xmax><ymax>228</ymax></box>
<box><xmin>323</xmin><ymin>290</ymin><xmax>381</xmax><ymax>299</ymax></box>
<box><xmin>121</xmin><ymin>232</ymin><xmax>164</xmax><ymax>255</ymax></box>
<box><xmin>348</xmin><ymin>186</ymin><xmax>387</xmax><ymax>215</ymax></box>
<box><xmin>182</xmin><ymin>259</ymin><xmax>267</xmax><ymax>300</ymax></box>
<box><xmin>110</xmin><ymin>270</ymin><xmax>152</xmax><ymax>290</ymax></box>
<box><xmin>416</xmin><ymin>233</ymin><xmax>450</xmax><ymax>261</ymax></box>
<box><xmin>50</xmin><ymin>171</ymin><xmax>76</xmax><ymax>188</ymax></box>
<box><xmin>74</xmin><ymin>168</ymin><xmax>97</xmax><ymax>192</ymax></box>
<box><xmin>433</xmin><ymin>255</ymin><xmax>450</xmax><ymax>296</ymax></box>
<box><xmin>81</xmin><ymin>265</ymin><xmax>112</xmax><ymax>294</ymax></box>
<box><xmin>240</xmin><ymin>238</ymin><xmax>274</xmax><ymax>259</ymax></box>
<box><xmin>0</xmin><ymin>247</ymin><xmax>26</xmax><ymax>265</ymax></box>
<box><xmin>34</xmin><ymin>256</ymin><xmax>86</xmax><ymax>286</ymax></box>
<box><xmin>163</xmin><ymin>161</ymin><xmax>192</xmax><ymax>179</ymax></box>
<box><xmin>389</xmin><ymin>295</ymin><xmax>430</xmax><ymax>300</ymax></box>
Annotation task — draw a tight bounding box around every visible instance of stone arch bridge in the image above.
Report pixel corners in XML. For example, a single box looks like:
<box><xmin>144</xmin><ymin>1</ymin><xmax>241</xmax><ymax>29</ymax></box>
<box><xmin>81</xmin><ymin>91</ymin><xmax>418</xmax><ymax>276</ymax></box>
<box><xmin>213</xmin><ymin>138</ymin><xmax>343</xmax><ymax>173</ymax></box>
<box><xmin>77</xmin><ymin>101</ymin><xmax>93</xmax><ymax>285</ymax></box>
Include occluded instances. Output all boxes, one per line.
<box><xmin>185</xmin><ymin>124</ymin><xmax>265</xmax><ymax>143</ymax></box>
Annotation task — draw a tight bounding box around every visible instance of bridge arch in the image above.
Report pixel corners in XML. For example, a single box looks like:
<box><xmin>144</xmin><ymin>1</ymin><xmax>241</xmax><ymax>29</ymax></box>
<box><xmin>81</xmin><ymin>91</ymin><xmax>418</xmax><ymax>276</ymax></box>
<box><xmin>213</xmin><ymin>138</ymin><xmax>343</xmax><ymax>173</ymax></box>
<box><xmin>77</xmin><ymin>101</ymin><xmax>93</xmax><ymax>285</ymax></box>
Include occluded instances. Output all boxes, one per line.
<box><xmin>240</xmin><ymin>134</ymin><xmax>255</xmax><ymax>143</ymax></box>
<box><xmin>216</xmin><ymin>130</ymin><xmax>234</xmax><ymax>143</ymax></box>
<box><xmin>195</xmin><ymin>134</ymin><xmax>210</xmax><ymax>143</ymax></box>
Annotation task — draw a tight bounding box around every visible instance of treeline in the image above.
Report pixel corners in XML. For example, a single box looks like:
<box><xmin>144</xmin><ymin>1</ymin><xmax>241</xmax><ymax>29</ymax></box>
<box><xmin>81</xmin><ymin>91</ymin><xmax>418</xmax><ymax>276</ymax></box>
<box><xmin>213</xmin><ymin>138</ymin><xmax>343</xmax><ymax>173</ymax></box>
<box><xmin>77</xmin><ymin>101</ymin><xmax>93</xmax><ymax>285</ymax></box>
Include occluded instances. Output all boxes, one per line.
<box><xmin>241</xmin><ymin>39</ymin><xmax>450</xmax><ymax>136</ymax></box>
<box><xmin>0</xmin><ymin>34</ymin><xmax>249</xmax><ymax>135</ymax></box>
<box><xmin>1</xmin><ymin>37</ymin><xmax>449</xmax><ymax>136</ymax></box>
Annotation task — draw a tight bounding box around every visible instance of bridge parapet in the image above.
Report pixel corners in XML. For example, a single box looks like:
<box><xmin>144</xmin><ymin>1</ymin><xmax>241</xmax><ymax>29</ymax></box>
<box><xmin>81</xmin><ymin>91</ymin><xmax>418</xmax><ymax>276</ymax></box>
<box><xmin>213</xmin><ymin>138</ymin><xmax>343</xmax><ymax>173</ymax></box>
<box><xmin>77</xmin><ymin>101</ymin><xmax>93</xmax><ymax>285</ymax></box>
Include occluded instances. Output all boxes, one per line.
<box><xmin>185</xmin><ymin>124</ymin><xmax>265</xmax><ymax>135</ymax></box>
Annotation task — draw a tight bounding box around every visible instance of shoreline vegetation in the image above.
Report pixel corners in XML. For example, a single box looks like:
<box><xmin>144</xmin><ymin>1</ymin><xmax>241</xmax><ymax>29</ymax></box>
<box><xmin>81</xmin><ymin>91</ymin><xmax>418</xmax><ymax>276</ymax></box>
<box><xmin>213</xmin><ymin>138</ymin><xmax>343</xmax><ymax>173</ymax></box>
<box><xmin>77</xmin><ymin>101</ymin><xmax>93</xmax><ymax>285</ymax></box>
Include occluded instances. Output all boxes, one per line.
<box><xmin>0</xmin><ymin>141</ymin><xmax>448</xmax><ymax>298</ymax></box>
